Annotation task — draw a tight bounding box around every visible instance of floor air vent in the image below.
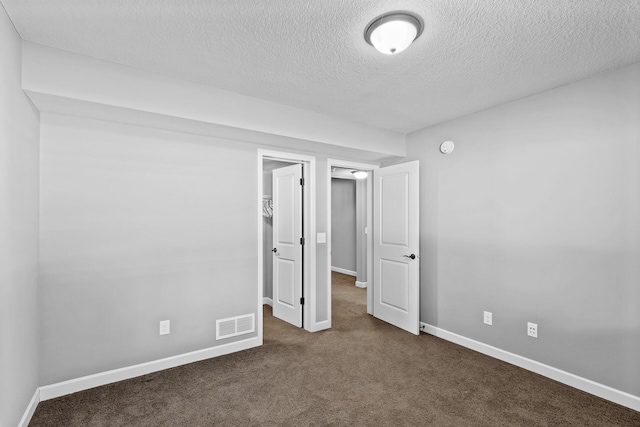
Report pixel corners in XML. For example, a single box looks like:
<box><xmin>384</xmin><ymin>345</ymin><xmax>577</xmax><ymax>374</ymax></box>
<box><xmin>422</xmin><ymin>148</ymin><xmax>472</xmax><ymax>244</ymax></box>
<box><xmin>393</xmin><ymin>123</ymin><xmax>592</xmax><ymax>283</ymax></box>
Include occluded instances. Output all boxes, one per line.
<box><xmin>216</xmin><ymin>313</ymin><xmax>255</xmax><ymax>340</ymax></box>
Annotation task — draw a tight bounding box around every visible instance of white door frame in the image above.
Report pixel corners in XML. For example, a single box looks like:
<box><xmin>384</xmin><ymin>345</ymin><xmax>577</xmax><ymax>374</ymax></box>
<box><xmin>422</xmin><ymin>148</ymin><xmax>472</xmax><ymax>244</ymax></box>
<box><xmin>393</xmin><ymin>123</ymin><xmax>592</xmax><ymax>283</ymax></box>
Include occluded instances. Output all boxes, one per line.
<box><xmin>326</xmin><ymin>159</ymin><xmax>379</xmax><ymax>326</ymax></box>
<box><xmin>257</xmin><ymin>149</ymin><xmax>317</xmax><ymax>337</ymax></box>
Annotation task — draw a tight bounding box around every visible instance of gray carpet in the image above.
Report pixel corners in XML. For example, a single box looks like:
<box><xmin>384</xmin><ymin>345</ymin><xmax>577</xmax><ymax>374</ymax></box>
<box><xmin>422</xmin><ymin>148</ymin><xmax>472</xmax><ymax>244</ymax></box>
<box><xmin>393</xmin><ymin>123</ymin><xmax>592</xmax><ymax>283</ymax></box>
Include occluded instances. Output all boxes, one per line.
<box><xmin>30</xmin><ymin>272</ymin><xmax>640</xmax><ymax>426</ymax></box>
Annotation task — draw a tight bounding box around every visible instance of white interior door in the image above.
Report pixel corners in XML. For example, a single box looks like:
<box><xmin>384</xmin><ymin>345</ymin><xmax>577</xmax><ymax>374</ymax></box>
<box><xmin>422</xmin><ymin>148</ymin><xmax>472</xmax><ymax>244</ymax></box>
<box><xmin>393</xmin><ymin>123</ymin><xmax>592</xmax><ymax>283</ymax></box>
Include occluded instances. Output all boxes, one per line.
<box><xmin>373</xmin><ymin>161</ymin><xmax>420</xmax><ymax>335</ymax></box>
<box><xmin>272</xmin><ymin>164</ymin><xmax>303</xmax><ymax>327</ymax></box>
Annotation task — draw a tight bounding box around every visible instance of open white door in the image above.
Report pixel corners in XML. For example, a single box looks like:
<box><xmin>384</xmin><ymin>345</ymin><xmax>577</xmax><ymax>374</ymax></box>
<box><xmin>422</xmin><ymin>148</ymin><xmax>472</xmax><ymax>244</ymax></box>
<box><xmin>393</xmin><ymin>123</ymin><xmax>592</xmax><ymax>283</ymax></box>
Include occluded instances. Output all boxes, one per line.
<box><xmin>373</xmin><ymin>161</ymin><xmax>420</xmax><ymax>335</ymax></box>
<box><xmin>272</xmin><ymin>164</ymin><xmax>303</xmax><ymax>327</ymax></box>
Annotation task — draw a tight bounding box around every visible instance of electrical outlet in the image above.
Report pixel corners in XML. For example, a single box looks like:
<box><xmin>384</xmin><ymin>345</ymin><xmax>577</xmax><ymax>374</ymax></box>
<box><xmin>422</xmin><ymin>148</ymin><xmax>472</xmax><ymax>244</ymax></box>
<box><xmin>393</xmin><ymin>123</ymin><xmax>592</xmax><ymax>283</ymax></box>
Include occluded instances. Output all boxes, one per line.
<box><xmin>159</xmin><ymin>320</ymin><xmax>170</xmax><ymax>335</ymax></box>
<box><xmin>527</xmin><ymin>322</ymin><xmax>538</xmax><ymax>338</ymax></box>
<box><xmin>483</xmin><ymin>311</ymin><xmax>492</xmax><ymax>326</ymax></box>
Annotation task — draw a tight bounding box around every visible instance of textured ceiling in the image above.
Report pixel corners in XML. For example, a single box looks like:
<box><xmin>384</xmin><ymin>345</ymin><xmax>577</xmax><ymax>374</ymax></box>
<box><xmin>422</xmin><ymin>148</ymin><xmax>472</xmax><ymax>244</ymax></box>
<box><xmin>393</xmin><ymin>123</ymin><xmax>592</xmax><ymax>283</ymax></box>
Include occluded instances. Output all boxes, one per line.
<box><xmin>3</xmin><ymin>0</ymin><xmax>640</xmax><ymax>133</ymax></box>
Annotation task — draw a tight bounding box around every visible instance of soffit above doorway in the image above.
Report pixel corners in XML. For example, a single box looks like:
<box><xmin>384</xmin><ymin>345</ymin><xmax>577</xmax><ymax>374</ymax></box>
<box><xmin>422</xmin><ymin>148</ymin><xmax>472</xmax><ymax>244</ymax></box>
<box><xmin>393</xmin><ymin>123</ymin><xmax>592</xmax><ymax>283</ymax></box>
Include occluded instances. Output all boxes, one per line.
<box><xmin>3</xmin><ymin>0</ymin><xmax>639</xmax><ymax>133</ymax></box>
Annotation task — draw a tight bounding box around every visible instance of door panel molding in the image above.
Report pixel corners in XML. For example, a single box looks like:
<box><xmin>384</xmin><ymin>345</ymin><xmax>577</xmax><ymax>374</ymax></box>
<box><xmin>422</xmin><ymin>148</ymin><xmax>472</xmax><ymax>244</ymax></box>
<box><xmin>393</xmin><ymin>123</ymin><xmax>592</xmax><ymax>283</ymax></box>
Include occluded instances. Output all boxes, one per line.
<box><xmin>379</xmin><ymin>258</ymin><xmax>409</xmax><ymax>312</ymax></box>
<box><xmin>373</xmin><ymin>160</ymin><xmax>420</xmax><ymax>335</ymax></box>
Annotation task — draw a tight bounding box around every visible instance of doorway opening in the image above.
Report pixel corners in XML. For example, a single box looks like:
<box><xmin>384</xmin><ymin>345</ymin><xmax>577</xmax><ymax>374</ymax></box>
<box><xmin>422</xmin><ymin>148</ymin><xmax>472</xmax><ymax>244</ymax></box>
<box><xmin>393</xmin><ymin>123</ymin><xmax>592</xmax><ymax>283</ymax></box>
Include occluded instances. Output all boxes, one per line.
<box><xmin>257</xmin><ymin>150</ymin><xmax>316</xmax><ymax>340</ymax></box>
<box><xmin>326</xmin><ymin>159</ymin><xmax>377</xmax><ymax>326</ymax></box>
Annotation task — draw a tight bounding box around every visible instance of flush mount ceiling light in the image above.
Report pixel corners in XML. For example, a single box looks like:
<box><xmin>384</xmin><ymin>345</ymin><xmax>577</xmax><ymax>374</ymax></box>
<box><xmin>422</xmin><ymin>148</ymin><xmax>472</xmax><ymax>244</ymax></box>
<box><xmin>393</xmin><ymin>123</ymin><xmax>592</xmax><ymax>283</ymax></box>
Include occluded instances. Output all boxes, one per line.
<box><xmin>352</xmin><ymin>170</ymin><xmax>368</xmax><ymax>179</ymax></box>
<box><xmin>364</xmin><ymin>11</ymin><xmax>423</xmax><ymax>55</ymax></box>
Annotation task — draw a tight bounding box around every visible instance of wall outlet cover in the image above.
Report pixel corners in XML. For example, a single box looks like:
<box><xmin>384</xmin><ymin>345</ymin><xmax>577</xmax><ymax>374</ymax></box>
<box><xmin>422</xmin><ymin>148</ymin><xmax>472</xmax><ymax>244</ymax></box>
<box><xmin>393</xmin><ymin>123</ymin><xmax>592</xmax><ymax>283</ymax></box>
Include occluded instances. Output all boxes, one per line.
<box><xmin>483</xmin><ymin>311</ymin><xmax>493</xmax><ymax>326</ymax></box>
<box><xmin>527</xmin><ymin>322</ymin><xmax>538</xmax><ymax>338</ymax></box>
<box><xmin>159</xmin><ymin>320</ymin><xmax>170</xmax><ymax>335</ymax></box>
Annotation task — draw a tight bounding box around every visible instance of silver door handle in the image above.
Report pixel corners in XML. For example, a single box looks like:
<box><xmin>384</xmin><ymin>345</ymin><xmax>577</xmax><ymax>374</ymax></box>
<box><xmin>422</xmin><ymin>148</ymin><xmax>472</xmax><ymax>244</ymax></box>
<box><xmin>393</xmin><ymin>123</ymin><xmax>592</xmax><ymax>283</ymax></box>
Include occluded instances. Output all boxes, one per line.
<box><xmin>403</xmin><ymin>254</ymin><xmax>417</xmax><ymax>260</ymax></box>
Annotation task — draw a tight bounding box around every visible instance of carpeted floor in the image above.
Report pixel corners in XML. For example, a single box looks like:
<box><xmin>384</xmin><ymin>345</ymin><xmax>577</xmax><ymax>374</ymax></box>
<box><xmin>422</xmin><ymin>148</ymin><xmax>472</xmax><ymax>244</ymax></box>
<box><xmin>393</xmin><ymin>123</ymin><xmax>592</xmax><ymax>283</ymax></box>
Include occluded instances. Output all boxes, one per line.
<box><xmin>30</xmin><ymin>272</ymin><xmax>640</xmax><ymax>426</ymax></box>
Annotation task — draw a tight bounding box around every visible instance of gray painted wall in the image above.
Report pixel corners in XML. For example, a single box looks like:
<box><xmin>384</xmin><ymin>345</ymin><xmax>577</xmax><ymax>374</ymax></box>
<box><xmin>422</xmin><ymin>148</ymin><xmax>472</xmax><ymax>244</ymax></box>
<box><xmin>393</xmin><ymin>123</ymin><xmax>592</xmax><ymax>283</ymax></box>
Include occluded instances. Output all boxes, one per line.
<box><xmin>39</xmin><ymin>114</ymin><xmax>259</xmax><ymax>385</ymax></box>
<box><xmin>0</xmin><ymin>7</ymin><xmax>40</xmax><ymax>426</ymax></box>
<box><xmin>405</xmin><ymin>62</ymin><xmax>640</xmax><ymax>396</ymax></box>
<box><xmin>331</xmin><ymin>179</ymin><xmax>357</xmax><ymax>272</ymax></box>
<box><xmin>315</xmin><ymin>157</ymin><xmax>329</xmax><ymax>322</ymax></box>
<box><xmin>37</xmin><ymin>113</ymin><xmax>338</xmax><ymax>384</ymax></box>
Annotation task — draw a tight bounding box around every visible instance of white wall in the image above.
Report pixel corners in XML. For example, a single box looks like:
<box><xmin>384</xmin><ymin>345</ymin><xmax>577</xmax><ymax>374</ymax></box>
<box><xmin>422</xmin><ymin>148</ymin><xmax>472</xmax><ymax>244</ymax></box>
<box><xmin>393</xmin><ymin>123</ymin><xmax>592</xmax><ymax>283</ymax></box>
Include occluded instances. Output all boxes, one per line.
<box><xmin>331</xmin><ymin>179</ymin><xmax>357</xmax><ymax>273</ymax></box>
<box><xmin>0</xmin><ymin>6</ymin><xmax>40</xmax><ymax>426</ymax></box>
<box><xmin>39</xmin><ymin>114</ymin><xmax>259</xmax><ymax>385</ymax></box>
<box><xmin>406</xmin><ymin>62</ymin><xmax>640</xmax><ymax>397</ymax></box>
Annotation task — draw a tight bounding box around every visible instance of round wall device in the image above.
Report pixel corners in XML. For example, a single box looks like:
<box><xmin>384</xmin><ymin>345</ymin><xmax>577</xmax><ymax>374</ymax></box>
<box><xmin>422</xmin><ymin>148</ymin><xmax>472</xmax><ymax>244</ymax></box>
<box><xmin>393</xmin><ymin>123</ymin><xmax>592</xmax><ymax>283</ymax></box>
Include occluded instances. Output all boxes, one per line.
<box><xmin>440</xmin><ymin>140</ymin><xmax>455</xmax><ymax>154</ymax></box>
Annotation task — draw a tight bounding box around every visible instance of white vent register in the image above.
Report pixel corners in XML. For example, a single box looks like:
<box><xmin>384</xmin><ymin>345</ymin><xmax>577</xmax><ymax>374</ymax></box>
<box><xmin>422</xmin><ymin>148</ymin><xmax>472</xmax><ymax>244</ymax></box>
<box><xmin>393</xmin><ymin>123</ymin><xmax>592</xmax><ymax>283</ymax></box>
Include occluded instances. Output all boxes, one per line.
<box><xmin>216</xmin><ymin>313</ymin><xmax>255</xmax><ymax>340</ymax></box>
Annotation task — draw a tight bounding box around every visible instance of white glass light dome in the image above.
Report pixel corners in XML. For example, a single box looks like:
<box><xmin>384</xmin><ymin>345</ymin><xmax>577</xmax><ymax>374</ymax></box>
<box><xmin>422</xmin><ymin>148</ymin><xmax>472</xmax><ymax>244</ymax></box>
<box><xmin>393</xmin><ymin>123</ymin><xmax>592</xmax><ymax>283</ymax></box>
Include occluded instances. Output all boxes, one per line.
<box><xmin>365</xmin><ymin>12</ymin><xmax>423</xmax><ymax>55</ymax></box>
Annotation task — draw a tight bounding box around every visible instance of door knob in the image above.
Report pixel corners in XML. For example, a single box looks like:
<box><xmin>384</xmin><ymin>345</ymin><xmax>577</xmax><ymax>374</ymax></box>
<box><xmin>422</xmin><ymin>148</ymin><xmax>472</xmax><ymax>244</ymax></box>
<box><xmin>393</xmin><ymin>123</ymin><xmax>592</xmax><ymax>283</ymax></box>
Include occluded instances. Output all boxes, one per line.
<box><xmin>403</xmin><ymin>254</ymin><xmax>416</xmax><ymax>260</ymax></box>
<box><xmin>272</xmin><ymin>248</ymin><xmax>277</xmax><ymax>253</ymax></box>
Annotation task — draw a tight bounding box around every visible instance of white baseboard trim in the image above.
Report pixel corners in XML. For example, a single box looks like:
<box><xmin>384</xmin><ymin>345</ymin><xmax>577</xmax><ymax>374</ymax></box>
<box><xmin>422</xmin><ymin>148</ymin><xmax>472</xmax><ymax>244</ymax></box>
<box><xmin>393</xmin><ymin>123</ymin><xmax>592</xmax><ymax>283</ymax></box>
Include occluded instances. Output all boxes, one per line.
<box><xmin>18</xmin><ymin>388</ymin><xmax>40</xmax><ymax>427</ymax></box>
<box><xmin>262</xmin><ymin>297</ymin><xmax>273</xmax><ymax>307</ymax></box>
<box><xmin>355</xmin><ymin>281</ymin><xmax>367</xmax><ymax>288</ymax></box>
<box><xmin>420</xmin><ymin>322</ymin><xmax>640</xmax><ymax>412</ymax></box>
<box><xmin>331</xmin><ymin>266</ymin><xmax>356</xmax><ymax>277</ymax></box>
<box><xmin>39</xmin><ymin>336</ymin><xmax>261</xmax><ymax>401</ymax></box>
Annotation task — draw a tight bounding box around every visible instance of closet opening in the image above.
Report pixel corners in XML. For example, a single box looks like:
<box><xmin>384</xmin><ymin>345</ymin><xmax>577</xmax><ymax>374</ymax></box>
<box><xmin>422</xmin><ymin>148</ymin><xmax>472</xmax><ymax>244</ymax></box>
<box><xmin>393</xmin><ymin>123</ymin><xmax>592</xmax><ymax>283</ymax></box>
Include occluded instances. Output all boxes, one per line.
<box><xmin>257</xmin><ymin>150</ymin><xmax>316</xmax><ymax>339</ymax></box>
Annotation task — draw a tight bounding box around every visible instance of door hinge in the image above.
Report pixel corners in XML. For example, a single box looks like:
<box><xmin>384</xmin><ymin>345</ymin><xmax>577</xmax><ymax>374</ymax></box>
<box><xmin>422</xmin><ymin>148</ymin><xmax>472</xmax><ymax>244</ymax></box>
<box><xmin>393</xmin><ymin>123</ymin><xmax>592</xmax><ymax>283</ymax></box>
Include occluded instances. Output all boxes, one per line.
<box><xmin>300</xmin><ymin>237</ymin><xmax>305</xmax><ymax>245</ymax></box>
<box><xmin>300</xmin><ymin>178</ymin><xmax>304</xmax><ymax>186</ymax></box>
<box><xmin>300</xmin><ymin>297</ymin><xmax>305</xmax><ymax>305</ymax></box>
